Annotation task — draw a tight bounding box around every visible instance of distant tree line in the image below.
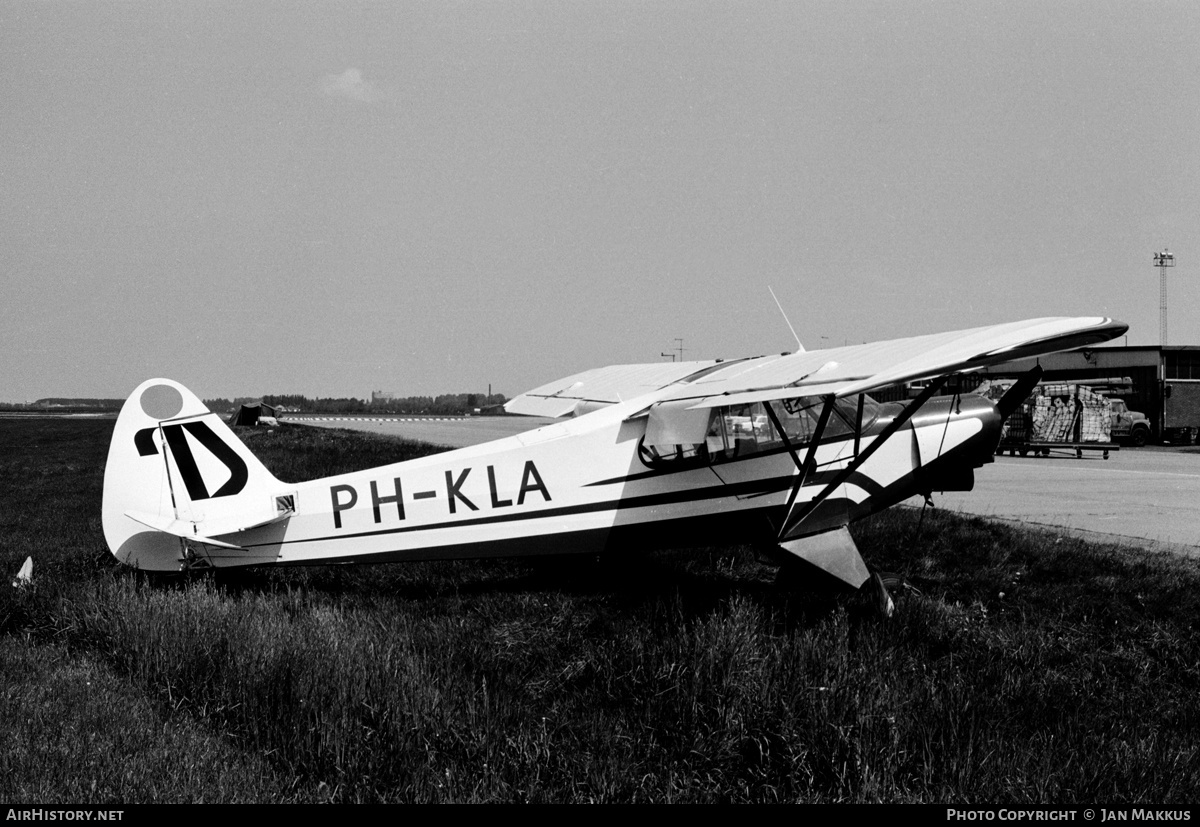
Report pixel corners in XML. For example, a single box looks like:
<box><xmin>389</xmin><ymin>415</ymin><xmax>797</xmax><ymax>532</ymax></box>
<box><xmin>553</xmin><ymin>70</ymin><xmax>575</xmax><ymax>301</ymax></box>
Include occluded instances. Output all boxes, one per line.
<box><xmin>361</xmin><ymin>393</ymin><xmax>509</xmax><ymax>415</ymax></box>
<box><xmin>0</xmin><ymin>398</ymin><xmax>125</xmax><ymax>412</ymax></box>
<box><xmin>202</xmin><ymin>393</ymin><xmax>508</xmax><ymax>416</ymax></box>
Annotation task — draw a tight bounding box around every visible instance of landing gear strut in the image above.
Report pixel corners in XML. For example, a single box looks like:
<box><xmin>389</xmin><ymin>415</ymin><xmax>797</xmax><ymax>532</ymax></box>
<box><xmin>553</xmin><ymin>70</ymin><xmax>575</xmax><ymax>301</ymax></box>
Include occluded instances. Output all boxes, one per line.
<box><xmin>870</xmin><ymin>571</ymin><xmax>895</xmax><ymax>618</ymax></box>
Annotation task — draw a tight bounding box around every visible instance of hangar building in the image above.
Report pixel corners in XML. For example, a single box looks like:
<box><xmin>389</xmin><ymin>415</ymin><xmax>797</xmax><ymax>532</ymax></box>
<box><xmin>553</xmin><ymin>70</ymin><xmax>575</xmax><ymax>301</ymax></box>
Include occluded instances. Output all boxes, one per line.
<box><xmin>976</xmin><ymin>345</ymin><xmax>1200</xmax><ymax>443</ymax></box>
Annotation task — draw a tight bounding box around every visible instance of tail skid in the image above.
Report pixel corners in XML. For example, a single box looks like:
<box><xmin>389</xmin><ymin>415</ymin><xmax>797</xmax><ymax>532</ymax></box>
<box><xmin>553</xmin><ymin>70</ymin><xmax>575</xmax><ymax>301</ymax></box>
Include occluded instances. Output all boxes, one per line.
<box><xmin>102</xmin><ymin>379</ymin><xmax>294</xmax><ymax>571</ymax></box>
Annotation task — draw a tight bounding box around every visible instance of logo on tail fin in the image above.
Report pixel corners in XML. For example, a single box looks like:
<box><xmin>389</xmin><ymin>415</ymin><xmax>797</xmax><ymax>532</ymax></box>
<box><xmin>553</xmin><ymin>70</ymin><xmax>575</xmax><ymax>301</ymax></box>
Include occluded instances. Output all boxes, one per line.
<box><xmin>163</xmin><ymin>422</ymin><xmax>248</xmax><ymax>499</ymax></box>
<box><xmin>135</xmin><ymin>421</ymin><xmax>249</xmax><ymax>500</ymax></box>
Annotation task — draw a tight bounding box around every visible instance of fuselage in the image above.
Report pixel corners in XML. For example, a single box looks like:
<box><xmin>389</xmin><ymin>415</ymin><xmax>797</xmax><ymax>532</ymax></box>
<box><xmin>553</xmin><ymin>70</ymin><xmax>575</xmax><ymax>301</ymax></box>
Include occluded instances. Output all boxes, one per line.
<box><xmin>197</xmin><ymin>391</ymin><xmax>1002</xmax><ymax>569</ymax></box>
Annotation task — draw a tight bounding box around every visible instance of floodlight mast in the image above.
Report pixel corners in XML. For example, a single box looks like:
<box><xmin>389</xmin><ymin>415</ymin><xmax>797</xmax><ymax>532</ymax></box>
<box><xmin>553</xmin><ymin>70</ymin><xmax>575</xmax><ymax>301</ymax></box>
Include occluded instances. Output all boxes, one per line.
<box><xmin>1153</xmin><ymin>249</ymin><xmax>1175</xmax><ymax>347</ymax></box>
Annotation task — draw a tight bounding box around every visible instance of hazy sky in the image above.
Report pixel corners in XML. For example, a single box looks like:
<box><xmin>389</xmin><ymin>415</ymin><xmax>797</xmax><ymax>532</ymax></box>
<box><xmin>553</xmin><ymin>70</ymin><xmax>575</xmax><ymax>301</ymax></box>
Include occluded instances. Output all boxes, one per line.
<box><xmin>3</xmin><ymin>1</ymin><xmax>1198</xmax><ymax>401</ymax></box>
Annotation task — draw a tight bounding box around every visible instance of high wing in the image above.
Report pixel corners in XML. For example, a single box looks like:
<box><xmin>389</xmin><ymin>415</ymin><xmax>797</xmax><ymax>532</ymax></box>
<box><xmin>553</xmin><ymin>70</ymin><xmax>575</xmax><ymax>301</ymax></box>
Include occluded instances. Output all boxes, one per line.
<box><xmin>506</xmin><ymin>317</ymin><xmax>1127</xmax><ymax>415</ymax></box>
<box><xmin>665</xmin><ymin>317</ymin><xmax>1127</xmax><ymax>408</ymax></box>
<box><xmin>503</xmin><ymin>359</ymin><xmax>720</xmax><ymax>417</ymax></box>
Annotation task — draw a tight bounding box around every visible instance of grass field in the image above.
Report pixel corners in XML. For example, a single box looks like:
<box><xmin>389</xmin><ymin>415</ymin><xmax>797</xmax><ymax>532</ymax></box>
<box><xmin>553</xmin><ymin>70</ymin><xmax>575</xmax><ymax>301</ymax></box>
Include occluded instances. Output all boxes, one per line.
<box><xmin>2</xmin><ymin>418</ymin><xmax>1199</xmax><ymax>803</ymax></box>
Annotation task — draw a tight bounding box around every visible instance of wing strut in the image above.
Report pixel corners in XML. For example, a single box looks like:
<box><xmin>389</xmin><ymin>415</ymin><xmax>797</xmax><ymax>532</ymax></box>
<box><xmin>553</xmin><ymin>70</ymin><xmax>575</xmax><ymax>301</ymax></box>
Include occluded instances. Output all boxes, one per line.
<box><xmin>763</xmin><ymin>395</ymin><xmax>837</xmax><ymax>520</ymax></box>
<box><xmin>996</xmin><ymin>365</ymin><xmax>1043</xmax><ymax>421</ymax></box>
<box><xmin>777</xmin><ymin>376</ymin><xmax>949</xmax><ymax>541</ymax></box>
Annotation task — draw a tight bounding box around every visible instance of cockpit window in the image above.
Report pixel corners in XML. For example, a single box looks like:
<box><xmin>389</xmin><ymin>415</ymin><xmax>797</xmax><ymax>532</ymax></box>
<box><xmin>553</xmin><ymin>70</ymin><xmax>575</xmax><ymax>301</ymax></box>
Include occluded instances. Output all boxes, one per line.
<box><xmin>638</xmin><ymin>441</ymin><xmax>707</xmax><ymax>465</ymax></box>
<box><xmin>715</xmin><ymin>403</ymin><xmax>782</xmax><ymax>457</ymax></box>
<box><xmin>637</xmin><ymin>395</ymin><xmax>889</xmax><ymax>469</ymax></box>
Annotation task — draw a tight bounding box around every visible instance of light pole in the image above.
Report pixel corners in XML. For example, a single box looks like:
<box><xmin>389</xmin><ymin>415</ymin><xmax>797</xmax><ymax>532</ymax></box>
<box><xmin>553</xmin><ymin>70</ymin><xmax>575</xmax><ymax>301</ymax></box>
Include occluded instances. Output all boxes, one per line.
<box><xmin>1153</xmin><ymin>250</ymin><xmax>1175</xmax><ymax>440</ymax></box>
<box><xmin>1153</xmin><ymin>249</ymin><xmax>1175</xmax><ymax>347</ymax></box>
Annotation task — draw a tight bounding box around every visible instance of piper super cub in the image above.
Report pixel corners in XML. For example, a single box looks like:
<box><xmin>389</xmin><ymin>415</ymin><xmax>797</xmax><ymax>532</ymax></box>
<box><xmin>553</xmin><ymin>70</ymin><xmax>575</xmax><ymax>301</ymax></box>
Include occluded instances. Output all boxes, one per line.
<box><xmin>102</xmin><ymin>316</ymin><xmax>1126</xmax><ymax>609</ymax></box>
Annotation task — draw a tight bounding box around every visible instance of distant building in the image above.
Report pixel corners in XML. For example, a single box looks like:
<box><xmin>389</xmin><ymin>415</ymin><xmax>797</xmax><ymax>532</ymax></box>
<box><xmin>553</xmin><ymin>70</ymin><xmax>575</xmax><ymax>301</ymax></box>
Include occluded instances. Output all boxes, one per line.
<box><xmin>371</xmin><ymin>391</ymin><xmax>394</xmax><ymax>404</ymax></box>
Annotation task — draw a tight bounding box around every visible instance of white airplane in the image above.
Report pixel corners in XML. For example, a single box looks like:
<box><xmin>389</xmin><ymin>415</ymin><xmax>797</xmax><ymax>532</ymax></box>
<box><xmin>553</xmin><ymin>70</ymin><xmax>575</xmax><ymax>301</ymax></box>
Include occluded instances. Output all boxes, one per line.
<box><xmin>102</xmin><ymin>317</ymin><xmax>1125</xmax><ymax>607</ymax></box>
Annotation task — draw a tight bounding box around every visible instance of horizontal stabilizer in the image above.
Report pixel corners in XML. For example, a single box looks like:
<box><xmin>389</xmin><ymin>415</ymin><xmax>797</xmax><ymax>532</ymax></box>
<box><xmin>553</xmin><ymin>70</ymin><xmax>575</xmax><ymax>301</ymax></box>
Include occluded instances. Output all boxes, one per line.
<box><xmin>124</xmin><ymin>511</ymin><xmax>247</xmax><ymax>551</ymax></box>
<box><xmin>777</xmin><ymin>526</ymin><xmax>870</xmax><ymax>588</ymax></box>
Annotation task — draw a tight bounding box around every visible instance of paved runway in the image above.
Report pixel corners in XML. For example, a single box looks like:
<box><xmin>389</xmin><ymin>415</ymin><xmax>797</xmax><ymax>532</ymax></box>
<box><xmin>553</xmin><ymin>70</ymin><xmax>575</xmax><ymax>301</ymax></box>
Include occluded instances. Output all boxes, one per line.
<box><xmin>290</xmin><ymin>415</ymin><xmax>1200</xmax><ymax>555</ymax></box>
<box><xmin>908</xmin><ymin>447</ymin><xmax>1200</xmax><ymax>555</ymax></box>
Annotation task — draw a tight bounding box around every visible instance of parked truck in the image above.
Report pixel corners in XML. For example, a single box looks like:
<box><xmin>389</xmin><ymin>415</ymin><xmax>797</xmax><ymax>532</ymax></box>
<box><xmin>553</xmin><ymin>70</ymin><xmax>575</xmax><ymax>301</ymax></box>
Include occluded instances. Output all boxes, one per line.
<box><xmin>1107</xmin><ymin>398</ymin><xmax>1152</xmax><ymax>447</ymax></box>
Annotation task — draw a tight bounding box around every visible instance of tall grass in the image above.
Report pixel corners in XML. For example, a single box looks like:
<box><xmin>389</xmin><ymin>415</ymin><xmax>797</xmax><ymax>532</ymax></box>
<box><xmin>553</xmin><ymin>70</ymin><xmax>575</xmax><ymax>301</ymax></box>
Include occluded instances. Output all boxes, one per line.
<box><xmin>2</xmin><ymin>420</ymin><xmax>1199</xmax><ymax>802</ymax></box>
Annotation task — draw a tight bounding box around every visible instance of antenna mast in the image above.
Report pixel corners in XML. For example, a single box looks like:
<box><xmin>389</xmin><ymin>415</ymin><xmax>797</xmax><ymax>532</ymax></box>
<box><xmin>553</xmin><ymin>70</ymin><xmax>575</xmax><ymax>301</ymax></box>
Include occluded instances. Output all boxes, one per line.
<box><xmin>768</xmin><ymin>286</ymin><xmax>804</xmax><ymax>352</ymax></box>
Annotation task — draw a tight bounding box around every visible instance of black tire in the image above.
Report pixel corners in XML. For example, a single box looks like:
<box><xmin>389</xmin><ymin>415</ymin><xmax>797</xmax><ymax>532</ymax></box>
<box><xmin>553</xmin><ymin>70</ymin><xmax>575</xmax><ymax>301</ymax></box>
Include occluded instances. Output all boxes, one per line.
<box><xmin>1131</xmin><ymin>427</ymin><xmax>1149</xmax><ymax>448</ymax></box>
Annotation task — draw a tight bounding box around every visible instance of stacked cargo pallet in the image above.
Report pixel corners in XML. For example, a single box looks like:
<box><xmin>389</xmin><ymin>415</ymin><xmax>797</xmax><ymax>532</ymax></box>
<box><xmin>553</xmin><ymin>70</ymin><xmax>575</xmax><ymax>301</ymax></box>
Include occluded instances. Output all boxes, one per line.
<box><xmin>1029</xmin><ymin>383</ymin><xmax>1112</xmax><ymax>443</ymax></box>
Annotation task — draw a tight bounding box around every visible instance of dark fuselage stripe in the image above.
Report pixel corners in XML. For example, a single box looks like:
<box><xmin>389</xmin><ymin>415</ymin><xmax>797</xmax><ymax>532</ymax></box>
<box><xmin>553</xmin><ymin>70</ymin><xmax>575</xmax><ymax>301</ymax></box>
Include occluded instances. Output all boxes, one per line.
<box><xmin>242</xmin><ymin>466</ymin><xmax>887</xmax><ymax>551</ymax></box>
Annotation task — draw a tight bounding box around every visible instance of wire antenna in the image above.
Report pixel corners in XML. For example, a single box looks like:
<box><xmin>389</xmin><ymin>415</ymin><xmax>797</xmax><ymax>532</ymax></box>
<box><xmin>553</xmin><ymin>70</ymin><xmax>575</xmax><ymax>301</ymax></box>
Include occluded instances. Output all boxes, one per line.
<box><xmin>768</xmin><ymin>286</ymin><xmax>804</xmax><ymax>352</ymax></box>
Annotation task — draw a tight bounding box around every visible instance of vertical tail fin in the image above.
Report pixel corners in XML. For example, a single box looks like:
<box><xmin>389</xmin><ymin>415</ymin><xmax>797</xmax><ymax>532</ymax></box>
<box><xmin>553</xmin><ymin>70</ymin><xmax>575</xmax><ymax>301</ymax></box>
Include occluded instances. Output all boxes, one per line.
<box><xmin>102</xmin><ymin>379</ymin><xmax>290</xmax><ymax>571</ymax></box>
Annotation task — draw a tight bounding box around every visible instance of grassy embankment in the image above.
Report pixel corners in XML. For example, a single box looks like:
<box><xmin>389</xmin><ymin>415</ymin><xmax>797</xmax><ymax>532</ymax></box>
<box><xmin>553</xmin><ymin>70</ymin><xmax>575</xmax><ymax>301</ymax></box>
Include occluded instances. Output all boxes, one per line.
<box><xmin>1</xmin><ymin>418</ymin><xmax>1198</xmax><ymax>803</ymax></box>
